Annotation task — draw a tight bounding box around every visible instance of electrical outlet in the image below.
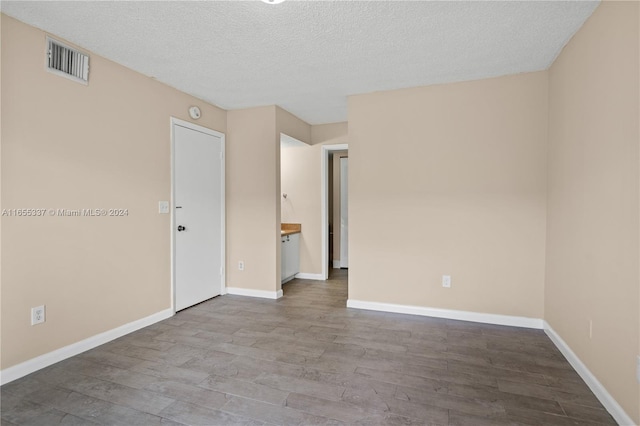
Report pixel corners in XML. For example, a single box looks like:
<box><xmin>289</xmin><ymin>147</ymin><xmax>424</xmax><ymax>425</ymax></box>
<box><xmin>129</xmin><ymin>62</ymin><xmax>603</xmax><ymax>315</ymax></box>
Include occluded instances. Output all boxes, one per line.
<box><xmin>238</xmin><ymin>261</ymin><xmax>245</xmax><ymax>271</ymax></box>
<box><xmin>31</xmin><ymin>305</ymin><xmax>45</xmax><ymax>325</ymax></box>
<box><xmin>158</xmin><ymin>201</ymin><xmax>169</xmax><ymax>214</ymax></box>
<box><xmin>442</xmin><ymin>275</ymin><xmax>451</xmax><ymax>288</ymax></box>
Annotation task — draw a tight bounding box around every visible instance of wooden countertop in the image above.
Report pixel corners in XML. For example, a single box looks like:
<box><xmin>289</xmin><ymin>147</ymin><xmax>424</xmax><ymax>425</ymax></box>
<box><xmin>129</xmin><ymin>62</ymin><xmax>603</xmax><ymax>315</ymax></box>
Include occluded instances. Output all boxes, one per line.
<box><xmin>281</xmin><ymin>223</ymin><xmax>301</xmax><ymax>236</ymax></box>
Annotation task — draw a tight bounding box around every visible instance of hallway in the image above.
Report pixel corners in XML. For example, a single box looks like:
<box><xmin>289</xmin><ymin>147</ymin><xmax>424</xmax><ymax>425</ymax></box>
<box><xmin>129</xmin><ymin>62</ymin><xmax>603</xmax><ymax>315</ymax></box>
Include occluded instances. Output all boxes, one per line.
<box><xmin>280</xmin><ymin>268</ymin><xmax>348</xmax><ymax>309</ymax></box>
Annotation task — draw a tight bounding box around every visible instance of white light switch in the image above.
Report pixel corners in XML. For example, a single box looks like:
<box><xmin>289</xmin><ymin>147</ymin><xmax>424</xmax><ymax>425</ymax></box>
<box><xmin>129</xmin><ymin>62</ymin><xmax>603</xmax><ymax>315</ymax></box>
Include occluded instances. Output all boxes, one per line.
<box><xmin>159</xmin><ymin>201</ymin><xmax>170</xmax><ymax>214</ymax></box>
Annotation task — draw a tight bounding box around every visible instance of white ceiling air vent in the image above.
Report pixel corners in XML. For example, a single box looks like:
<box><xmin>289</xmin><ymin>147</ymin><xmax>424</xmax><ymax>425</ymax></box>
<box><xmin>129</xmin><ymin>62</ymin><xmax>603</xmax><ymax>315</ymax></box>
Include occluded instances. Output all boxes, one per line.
<box><xmin>46</xmin><ymin>37</ymin><xmax>89</xmax><ymax>84</ymax></box>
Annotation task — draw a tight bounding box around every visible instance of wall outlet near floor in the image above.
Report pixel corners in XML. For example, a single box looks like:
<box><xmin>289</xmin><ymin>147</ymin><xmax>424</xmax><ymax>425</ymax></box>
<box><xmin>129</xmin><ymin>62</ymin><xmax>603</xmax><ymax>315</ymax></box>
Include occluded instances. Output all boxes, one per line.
<box><xmin>31</xmin><ymin>305</ymin><xmax>45</xmax><ymax>325</ymax></box>
<box><xmin>588</xmin><ymin>320</ymin><xmax>593</xmax><ymax>339</ymax></box>
<box><xmin>442</xmin><ymin>275</ymin><xmax>451</xmax><ymax>288</ymax></box>
<box><xmin>238</xmin><ymin>261</ymin><xmax>245</xmax><ymax>271</ymax></box>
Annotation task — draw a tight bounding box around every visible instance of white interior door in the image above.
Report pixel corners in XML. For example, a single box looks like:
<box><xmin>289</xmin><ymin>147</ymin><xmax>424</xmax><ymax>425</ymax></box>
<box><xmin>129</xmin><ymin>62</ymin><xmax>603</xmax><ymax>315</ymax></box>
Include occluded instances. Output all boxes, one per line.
<box><xmin>173</xmin><ymin>121</ymin><xmax>224</xmax><ymax>311</ymax></box>
<box><xmin>340</xmin><ymin>157</ymin><xmax>349</xmax><ymax>268</ymax></box>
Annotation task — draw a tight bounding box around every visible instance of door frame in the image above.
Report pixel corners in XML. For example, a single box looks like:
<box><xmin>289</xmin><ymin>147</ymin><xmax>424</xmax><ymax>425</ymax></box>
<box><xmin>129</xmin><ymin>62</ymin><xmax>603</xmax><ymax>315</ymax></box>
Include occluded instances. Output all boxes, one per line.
<box><xmin>170</xmin><ymin>117</ymin><xmax>226</xmax><ymax>313</ymax></box>
<box><xmin>339</xmin><ymin>157</ymin><xmax>349</xmax><ymax>268</ymax></box>
<box><xmin>321</xmin><ymin>143</ymin><xmax>348</xmax><ymax>280</ymax></box>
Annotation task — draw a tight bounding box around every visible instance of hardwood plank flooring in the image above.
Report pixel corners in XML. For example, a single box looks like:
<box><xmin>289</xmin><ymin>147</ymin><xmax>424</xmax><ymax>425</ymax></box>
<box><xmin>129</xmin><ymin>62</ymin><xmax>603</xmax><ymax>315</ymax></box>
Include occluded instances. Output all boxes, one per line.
<box><xmin>1</xmin><ymin>269</ymin><xmax>616</xmax><ymax>425</ymax></box>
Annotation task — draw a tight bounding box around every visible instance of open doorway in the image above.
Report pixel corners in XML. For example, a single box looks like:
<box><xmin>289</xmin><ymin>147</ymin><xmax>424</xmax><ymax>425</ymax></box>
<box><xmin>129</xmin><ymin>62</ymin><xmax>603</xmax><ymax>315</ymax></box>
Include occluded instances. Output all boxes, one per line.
<box><xmin>321</xmin><ymin>144</ymin><xmax>348</xmax><ymax>280</ymax></box>
<box><xmin>280</xmin><ymin>133</ymin><xmax>309</xmax><ymax>286</ymax></box>
<box><xmin>339</xmin><ymin>156</ymin><xmax>348</xmax><ymax>268</ymax></box>
<box><xmin>329</xmin><ymin>152</ymin><xmax>348</xmax><ymax>269</ymax></box>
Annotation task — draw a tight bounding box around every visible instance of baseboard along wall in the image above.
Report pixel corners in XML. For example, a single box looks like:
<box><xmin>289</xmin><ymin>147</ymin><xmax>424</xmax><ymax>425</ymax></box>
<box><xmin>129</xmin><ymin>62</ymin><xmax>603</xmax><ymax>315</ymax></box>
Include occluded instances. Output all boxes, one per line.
<box><xmin>3</xmin><ymin>293</ymin><xmax>633</xmax><ymax>426</ymax></box>
<box><xmin>346</xmin><ymin>298</ymin><xmax>634</xmax><ymax>425</ymax></box>
<box><xmin>225</xmin><ymin>287</ymin><xmax>283</xmax><ymax>300</ymax></box>
<box><xmin>0</xmin><ymin>308</ymin><xmax>173</xmax><ymax>386</ymax></box>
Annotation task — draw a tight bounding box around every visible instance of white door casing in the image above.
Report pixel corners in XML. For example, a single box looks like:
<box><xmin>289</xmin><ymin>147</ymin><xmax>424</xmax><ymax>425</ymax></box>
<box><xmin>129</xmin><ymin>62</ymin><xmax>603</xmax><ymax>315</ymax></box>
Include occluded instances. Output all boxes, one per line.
<box><xmin>172</xmin><ymin>118</ymin><xmax>225</xmax><ymax>311</ymax></box>
<box><xmin>320</xmin><ymin>144</ymin><xmax>348</xmax><ymax>279</ymax></box>
<box><xmin>340</xmin><ymin>157</ymin><xmax>349</xmax><ymax>268</ymax></box>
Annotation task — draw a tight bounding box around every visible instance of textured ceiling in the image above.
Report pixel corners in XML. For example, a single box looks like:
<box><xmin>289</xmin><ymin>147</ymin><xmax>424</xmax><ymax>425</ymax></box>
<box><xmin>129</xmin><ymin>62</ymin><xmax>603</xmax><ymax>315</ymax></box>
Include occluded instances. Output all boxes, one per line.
<box><xmin>2</xmin><ymin>1</ymin><xmax>599</xmax><ymax>124</ymax></box>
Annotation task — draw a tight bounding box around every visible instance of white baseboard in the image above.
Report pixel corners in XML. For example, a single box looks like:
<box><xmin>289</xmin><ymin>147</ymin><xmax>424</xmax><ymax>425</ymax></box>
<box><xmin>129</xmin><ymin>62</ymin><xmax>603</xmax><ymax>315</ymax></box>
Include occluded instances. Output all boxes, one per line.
<box><xmin>345</xmin><ymin>299</ymin><xmax>633</xmax><ymax>424</ymax></box>
<box><xmin>295</xmin><ymin>272</ymin><xmax>325</xmax><ymax>281</ymax></box>
<box><xmin>0</xmin><ymin>308</ymin><xmax>173</xmax><ymax>386</ymax></box>
<box><xmin>332</xmin><ymin>260</ymin><xmax>341</xmax><ymax>269</ymax></box>
<box><xmin>226</xmin><ymin>287</ymin><xmax>283</xmax><ymax>299</ymax></box>
<box><xmin>346</xmin><ymin>299</ymin><xmax>544</xmax><ymax>329</ymax></box>
<box><xmin>543</xmin><ymin>322</ymin><xmax>634</xmax><ymax>426</ymax></box>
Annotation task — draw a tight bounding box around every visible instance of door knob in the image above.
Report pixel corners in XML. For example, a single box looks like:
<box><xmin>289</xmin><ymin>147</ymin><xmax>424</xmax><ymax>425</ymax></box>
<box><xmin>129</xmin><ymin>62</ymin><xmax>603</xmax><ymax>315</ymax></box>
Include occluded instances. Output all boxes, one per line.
<box><xmin>177</xmin><ymin>225</ymin><xmax>186</xmax><ymax>232</ymax></box>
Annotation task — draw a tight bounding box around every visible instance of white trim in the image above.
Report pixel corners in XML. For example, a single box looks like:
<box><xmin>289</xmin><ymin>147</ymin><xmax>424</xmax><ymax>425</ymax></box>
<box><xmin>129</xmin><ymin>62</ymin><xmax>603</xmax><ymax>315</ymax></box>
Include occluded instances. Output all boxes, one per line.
<box><xmin>0</xmin><ymin>308</ymin><xmax>173</xmax><ymax>386</ymax></box>
<box><xmin>170</xmin><ymin>118</ymin><xmax>226</xmax><ymax>312</ymax></box>
<box><xmin>294</xmin><ymin>272</ymin><xmax>325</xmax><ymax>280</ymax></box>
<box><xmin>339</xmin><ymin>157</ymin><xmax>349</xmax><ymax>268</ymax></box>
<box><xmin>170</xmin><ymin>119</ymin><xmax>176</xmax><ymax>313</ymax></box>
<box><xmin>321</xmin><ymin>144</ymin><xmax>348</xmax><ymax>281</ymax></box>
<box><xmin>332</xmin><ymin>260</ymin><xmax>341</xmax><ymax>269</ymax></box>
<box><xmin>226</xmin><ymin>287</ymin><xmax>283</xmax><ymax>300</ymax></box>
<box><xmin>543</xmin><ymin>322</ymin><xmax>635</xmax><ymax>426</ymax></box>
<box><xmin>346</xmin><ymin>299</ymin><xmax>544</xmax><ymax>329</ymax></box>
<box><xmin>220</xmin><ymin>135</ymin><xmax>226</xmax><ymax>301</ymax></box>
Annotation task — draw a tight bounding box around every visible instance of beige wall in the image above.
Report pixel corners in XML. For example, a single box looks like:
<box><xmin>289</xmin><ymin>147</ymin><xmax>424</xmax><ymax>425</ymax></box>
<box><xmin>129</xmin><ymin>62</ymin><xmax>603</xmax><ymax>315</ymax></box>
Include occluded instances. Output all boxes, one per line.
<box><xmin>348</xmin><ymin>72</ymin><xmax>548</xmax><ymax>318</ymax></box>
<box><xmin>280</xmin><ymin>123</ymin><xmax>347</xmax><ymax>275</ymax></box>
<box><xmin>545</xmin><ymin>2</ymin><xmax>640</xmax><ymax>422</ymax></box>
<box><xmin>226</xmin><ymin>106</ymin><xmax>311</xmax><ymax>292</ymax></box>
<box><xmin>1</xmin><ymin>14</ymin><xmax>226</xmax><ymax>369</ymax></box>
<box><xmin>312</xmin><ymin>122</ymin><xmax>348</xmax><ymax>145</ymax></box>
<box><xmin>226</xmin><ymin>106</ymin><xmax>279</xmax><ymax>293</ymax></box>
<box><xmin>277</xmin><ymin>107</ymin><xmax>312</xmax><ymax>147</ymax></box>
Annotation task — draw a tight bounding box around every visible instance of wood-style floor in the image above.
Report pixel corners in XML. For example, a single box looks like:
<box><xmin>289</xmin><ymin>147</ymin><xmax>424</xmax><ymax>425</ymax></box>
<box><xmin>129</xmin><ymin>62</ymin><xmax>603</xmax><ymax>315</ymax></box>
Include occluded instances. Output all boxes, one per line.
<box><xmin>1</xmin><ymin>270</ymin><xmax>616</xmax><ymax>425</ymax></box>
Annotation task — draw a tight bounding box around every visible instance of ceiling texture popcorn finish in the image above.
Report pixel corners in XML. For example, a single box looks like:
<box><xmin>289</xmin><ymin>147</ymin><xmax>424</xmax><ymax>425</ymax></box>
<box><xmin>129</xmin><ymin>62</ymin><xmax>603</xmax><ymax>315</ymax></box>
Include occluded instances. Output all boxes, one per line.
<box><xmin>1</xmin><ymin>0</ymin><xmax>599</xmax><ymax>124</ymax></box>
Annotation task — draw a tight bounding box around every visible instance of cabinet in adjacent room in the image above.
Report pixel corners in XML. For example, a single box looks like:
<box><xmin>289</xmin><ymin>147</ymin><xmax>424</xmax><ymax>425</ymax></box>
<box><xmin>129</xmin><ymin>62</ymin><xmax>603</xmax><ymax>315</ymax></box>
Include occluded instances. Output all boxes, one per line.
<box><xmin>281</xmin><ymin>233</ymin><xmax>299</xmax><ymax>284</ymax></box>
